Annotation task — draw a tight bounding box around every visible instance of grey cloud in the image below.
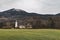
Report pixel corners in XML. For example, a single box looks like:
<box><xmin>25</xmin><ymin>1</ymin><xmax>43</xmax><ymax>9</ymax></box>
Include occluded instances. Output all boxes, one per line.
<box><xmin>0</xmin><ymin>0</ymin><xmax>60</xmax><ymax>14</ymax></box>
<box><xmin>39</xmin><ymin>0</ymin><xmax>60</xmax><ymax>14</ymax></box>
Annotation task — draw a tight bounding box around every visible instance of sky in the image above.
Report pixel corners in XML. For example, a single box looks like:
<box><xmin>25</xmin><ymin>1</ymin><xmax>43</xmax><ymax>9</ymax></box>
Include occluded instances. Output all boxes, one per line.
<box><xmin>0</xmin><ymin>0</ymin><xmax>60</xmax><ymax>14</ymax></box>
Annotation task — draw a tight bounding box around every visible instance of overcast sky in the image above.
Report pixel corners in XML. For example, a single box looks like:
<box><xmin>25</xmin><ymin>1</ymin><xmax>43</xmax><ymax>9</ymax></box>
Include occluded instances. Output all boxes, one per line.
<box><xmin>0</xmin><ymin>0</ymin><xmax>60</xmax><ymax>14</ymax></box>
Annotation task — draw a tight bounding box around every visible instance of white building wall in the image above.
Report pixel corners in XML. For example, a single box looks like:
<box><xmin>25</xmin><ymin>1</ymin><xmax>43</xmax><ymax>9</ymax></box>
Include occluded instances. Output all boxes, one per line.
<box><xmin>15</xmin><ymin>20</ymin><xmax>18</xmax><ymax>28</ymax></box>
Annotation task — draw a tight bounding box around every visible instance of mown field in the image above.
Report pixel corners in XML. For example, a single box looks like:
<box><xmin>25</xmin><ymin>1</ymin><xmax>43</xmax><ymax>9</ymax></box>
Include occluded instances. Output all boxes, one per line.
<box><xmin>0</xmin><ymin>29</ymin><xmax>60</xmax><ymax>40</ymax></box>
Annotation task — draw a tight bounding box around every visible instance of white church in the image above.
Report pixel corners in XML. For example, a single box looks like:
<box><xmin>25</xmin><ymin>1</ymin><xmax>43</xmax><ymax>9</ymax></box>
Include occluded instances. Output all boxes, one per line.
<box><xmin>15</xmin><ymin>20</ymin><xmax>32</xmax><ymax>29</ymax></box>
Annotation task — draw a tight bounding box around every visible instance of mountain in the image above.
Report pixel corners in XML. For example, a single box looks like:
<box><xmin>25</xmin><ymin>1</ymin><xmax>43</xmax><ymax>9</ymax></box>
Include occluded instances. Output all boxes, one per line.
<box><xmin>1</xmin><ymin>8</ymin><xmax>27</xmax><ymax>17</ymax></box>
<box><xmin>0</xmin><ymin>8</ymin><xmax>59</xmax><ymax>20</ymax></box>
<box><xmin>0</xmin><ymin>8</ymin><xmax>60</xmax><ymax>29</ymax></box>
<box><xmin>0</xmin><ymin>8</ymin><xmax>40</xmax><ymax>18</ymax></box>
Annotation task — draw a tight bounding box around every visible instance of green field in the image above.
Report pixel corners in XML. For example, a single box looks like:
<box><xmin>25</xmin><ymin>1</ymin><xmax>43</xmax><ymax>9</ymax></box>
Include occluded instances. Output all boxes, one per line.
<box><xmin>0</xmin><ymin>29</ymin><xmax>60</xmax><ymax>40</ymax></box>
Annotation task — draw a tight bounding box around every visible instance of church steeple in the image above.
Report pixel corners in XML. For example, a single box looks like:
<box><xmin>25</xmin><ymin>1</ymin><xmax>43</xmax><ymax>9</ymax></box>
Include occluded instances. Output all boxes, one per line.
<box><xmin>15</xmin><ymin>20</ymin><xmax>18</xmax><ymax>28</ymax></box>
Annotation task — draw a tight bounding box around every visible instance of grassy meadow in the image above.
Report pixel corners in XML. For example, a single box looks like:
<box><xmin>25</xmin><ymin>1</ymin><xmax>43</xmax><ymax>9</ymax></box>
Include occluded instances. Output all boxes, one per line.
<box><xmin>0</xmin><ymin>29</ymin><xmax>60</xmax><ymax>40</ymax></box>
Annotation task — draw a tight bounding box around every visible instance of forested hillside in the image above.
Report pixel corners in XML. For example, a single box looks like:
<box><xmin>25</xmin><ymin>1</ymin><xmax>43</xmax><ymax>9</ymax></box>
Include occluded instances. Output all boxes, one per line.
<box><xmin>0</xmin><ymin>8</ymin><xmax>60</xmax><ymax>29</ymax></box>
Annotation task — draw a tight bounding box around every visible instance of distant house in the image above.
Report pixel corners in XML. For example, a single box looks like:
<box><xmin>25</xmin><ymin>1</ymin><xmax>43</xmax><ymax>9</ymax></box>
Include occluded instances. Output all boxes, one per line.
<box><xmin>18</xmin><ymin>24</ymin><xmax>32</xmax><ymax>29</ymax></box>
<box><xmin>19</xmin><ymin>25</ymin><xmax>25</xmax><ymax>29</ymax></box>
<box><xmin>26</xmin><ymin>23</ymin><xmax>32</xmax><ymax>29</ymax></box>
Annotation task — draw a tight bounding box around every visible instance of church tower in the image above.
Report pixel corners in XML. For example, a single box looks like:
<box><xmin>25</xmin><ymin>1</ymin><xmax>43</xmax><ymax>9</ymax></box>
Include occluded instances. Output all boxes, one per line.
<box><xmin>15</xmin><ymin>20</ymin><xmax>18</xmax><ymax>28</ymax></box>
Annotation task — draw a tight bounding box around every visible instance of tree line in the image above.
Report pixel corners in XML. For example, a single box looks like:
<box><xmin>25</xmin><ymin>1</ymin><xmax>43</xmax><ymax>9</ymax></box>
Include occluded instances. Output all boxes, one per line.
<box><xmin>0</xmin><ymin>16</ymin><xmax>59</xmax><ymax>29</ymax></box>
